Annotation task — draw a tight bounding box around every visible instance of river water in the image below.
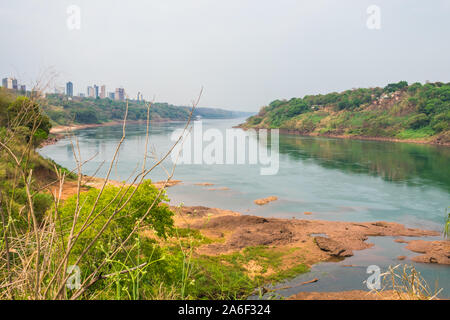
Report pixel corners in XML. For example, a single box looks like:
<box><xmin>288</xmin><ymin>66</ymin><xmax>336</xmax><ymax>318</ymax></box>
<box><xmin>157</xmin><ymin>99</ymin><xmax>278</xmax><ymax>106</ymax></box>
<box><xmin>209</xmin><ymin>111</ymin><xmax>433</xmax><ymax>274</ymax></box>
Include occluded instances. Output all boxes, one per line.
<box><xmin>39</xmin><ymin>118</ymin><xmax>450</xmax><ymax>298</ymax></box>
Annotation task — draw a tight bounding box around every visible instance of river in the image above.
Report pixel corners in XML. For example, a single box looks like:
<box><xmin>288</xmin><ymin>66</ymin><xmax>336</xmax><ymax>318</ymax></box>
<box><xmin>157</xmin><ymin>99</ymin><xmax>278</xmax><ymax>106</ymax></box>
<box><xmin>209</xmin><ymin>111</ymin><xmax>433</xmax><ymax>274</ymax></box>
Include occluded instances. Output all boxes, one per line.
<box><xmin>39</xmin><ymin>118</ymin><xmax>450</xmax><ymax>298</ymax></box>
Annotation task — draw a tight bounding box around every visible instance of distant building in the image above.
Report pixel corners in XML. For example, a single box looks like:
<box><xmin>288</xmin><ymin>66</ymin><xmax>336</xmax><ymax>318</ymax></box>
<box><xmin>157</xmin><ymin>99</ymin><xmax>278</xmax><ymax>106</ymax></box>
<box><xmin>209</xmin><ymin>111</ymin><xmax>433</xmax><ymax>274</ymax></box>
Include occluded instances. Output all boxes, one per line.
<box><xmin>108</xmin><ymin>92</ymin><xmax>115</xmax><ymax>100</ymax></box>
<box><xmin>20</xmin><ymin>85</ymin><xmax>26</xmax><ymax>92</ymax></box>
<box><xmin>79</xmin><ymin>93</ymin><xmax>86</xmax><ymax>98</ymax></box>
<box><xmin>94</xmin><ymin>85</ymin><xmax>99</xmax><ymax>98</ymax></box>
<box><xmin>136</xmin><ymin>92</ymin><xmax>144</xmax><ymax>102</ymax></box>
<box><xmin>115</xmin><ymin>88</ymin><xmax>125</xmax><ymax>101</ymax></box>
<box><xmin>54</xmin><ymin>86</ymin><xmax>65</xmax><ymax>94</ymax></box>
<box><xmin>2</xmin><ymin>77</ymin><xmax>17</xmax><ymax>89</ymax></box>
<box><xmin>87</xmin><ymin>86</ymin><xmax>94</xmax><ymax>97</ymax></box>
<box><xmin>100</xmin><ymin>85</ymin><xmax>106</xmax><ymax>98</ymax></box>
<box><xmin>66</xmin><ymin>81</ymin><xmax>73</xmax><ymax>97</ymax></box>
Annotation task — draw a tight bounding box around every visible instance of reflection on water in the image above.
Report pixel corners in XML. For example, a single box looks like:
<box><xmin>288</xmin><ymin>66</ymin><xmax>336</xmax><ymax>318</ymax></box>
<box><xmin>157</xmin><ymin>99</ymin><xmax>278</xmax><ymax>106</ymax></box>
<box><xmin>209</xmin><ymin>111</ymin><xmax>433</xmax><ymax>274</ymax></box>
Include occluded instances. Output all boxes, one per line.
<box><xmin>39</xmin><ymin>118</ymin><xmax>450</xmax><ymax>297</ymax></box>
<box><xmin>279</xmin><ymin>135</ymin><xmax>450</xmax><ymax>192</ymax></box>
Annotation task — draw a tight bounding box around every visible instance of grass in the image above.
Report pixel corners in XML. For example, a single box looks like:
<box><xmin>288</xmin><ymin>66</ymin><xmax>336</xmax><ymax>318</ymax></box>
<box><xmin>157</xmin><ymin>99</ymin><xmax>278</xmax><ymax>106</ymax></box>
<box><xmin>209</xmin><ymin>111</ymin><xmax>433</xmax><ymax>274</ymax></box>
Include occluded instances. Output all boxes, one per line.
<box><xmin>181</xmin><ymin>245</ymin><xmax>309</xmax><ymax>299</ymax></box>
<box><xmin>396</xmin><ymin>126</ymin><xmax>435</xmax><ymax>139</ymax></box>
<box><xmin>376</xmin><ymin>264</ymin><xmax>443</xmax><ymax>300</ymax></box>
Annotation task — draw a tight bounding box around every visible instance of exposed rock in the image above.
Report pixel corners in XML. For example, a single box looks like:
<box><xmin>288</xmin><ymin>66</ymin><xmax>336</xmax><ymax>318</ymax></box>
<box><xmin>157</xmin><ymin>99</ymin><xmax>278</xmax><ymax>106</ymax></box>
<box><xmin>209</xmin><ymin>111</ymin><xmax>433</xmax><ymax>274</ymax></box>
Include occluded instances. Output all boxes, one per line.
<box><xmin>153</xmin><ymin>179</ymin><xmax>182</xmax><ymax>188</ymax></box>
<box><xmin>397</xmin><ymin>256</ymin><xmax>407</xmax><ymax>261</ymax></box>
<box><xmin>207</xmin><ymin>187</ymin><xmax>230</xmax><ymax>191</ymax></box>
<box><xmin>405</xmin><ymin>240</ymin><xmax>450</xmax><ymax>265</ymax></box>
<box><xmin>254</xmin><ymin>196</ymin><xmax>278</xmax><ymax>205</ymax></box>
<box><xmin>314</xmin><ymin>236</ymin><xmax>353</xmax><ymax>257</ymax></box>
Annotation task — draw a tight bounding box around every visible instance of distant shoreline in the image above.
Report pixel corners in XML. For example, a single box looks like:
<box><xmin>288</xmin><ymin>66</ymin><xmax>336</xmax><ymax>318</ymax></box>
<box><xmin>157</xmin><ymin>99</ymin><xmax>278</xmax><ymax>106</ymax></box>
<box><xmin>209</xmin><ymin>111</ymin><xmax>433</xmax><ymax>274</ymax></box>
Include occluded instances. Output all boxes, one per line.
<box><xmin>49</xmin><ymin>119</ymin><xmax>174</xmax><ymax>134</ymax></box>
<box><xmin>43</xmin><ymin>119</ymin><xmax>175</xmax><ymax>148</ymax></box>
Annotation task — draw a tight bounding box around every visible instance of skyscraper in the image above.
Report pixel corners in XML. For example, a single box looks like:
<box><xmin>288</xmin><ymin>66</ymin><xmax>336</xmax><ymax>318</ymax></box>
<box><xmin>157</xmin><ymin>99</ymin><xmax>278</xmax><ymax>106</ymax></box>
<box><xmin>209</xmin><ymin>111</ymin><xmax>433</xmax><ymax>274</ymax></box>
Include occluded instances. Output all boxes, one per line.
<box><xmin>2</xmin><ymin>77</ymin><xmax>17</xmax><ymax>89</ymax></box>
<box><xmin>115</xmin><ymin>88</ymin><xmax>125</xmax><ymax>101</ymax></box>
<box><xmin>100</xmin><ymin>85</ymin><xmax>106</xmax><ymax>98</ymax></box>
<box><xmin>94</xmin><ymin>85</ymin><xmax>99</xmax><ymax>98</ymax></box>
<box><xmin>66</xmin><ymin>81</ymin><xmax>73</xmax><ymax>97</ymax></box>
<box><xmin>2</xmin><ymin>78</ymin><xmax>11</xmax><ymax>88</ymax></box>
<box><xmin>108</xmin><ymin>92</ymin><xmax>115</xmax><ymax>100</ymax></box>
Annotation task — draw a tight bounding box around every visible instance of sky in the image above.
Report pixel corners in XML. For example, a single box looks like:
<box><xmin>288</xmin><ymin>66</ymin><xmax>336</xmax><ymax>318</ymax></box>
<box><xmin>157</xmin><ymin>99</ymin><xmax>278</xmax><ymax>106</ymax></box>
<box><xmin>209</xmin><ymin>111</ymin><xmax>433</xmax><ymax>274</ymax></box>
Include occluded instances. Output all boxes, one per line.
<box><xmin>0</xmin><ymin>0</ymin><xmax>449</xmax><ymax>111</ymax></box>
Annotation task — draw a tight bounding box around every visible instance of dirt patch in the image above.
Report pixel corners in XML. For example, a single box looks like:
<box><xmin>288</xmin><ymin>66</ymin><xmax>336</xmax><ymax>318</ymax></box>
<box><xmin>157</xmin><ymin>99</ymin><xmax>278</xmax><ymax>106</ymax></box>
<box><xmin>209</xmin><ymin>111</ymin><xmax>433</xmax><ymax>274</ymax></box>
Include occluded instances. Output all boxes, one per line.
<box><xmin>195</xmin><ymin>182</ymin><xmax>215</xmax><ymax>186</ymax></box>
<box><xmin>244</xmin><ymin>260</ymin><xmax>265</xmax><ymax>279</ymax></box>
<box><xmin>46</xmin><ymin>180</ymin><xmax>90</xmax><ymax>200</ymax></box>
<box><xmin>405</xmin><ymin>240</ymin><xmax>450</xmax><ymax>265</ymax></box>
<box><xmin>82</xmin><ymin>176</ymin><xmax>181</xmax><ymax>190</ymax></box>
<box><xmin>254</xmin><ymin>196</ymin><xmax>278</xmax><ymax>205</ymax></box>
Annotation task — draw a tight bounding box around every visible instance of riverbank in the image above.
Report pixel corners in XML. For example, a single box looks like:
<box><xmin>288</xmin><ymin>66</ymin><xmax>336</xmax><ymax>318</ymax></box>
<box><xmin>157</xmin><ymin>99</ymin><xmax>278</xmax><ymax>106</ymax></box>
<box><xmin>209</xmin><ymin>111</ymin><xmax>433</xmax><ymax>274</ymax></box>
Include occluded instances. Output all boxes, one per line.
<box><xmin>49</xmin><ymin>119</ymin><xmax>177</xmax><ymax>134</ymax></box>
<box><xmin>236</xmin><ymin>125</ymin><xmax>450</xmax><ymax>147</ymax></box>
<box><xmin>42</xmin><ymin>119</ymin><xmax>181</xmax><ymax>148</ymax></box>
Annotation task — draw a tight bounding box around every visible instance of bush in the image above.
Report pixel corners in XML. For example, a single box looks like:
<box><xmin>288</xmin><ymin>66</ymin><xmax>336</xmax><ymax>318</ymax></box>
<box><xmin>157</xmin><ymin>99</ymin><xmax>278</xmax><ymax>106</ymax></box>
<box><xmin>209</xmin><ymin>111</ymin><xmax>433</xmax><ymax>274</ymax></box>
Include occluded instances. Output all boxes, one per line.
<box><xmin>59</xmin><ymin>180</ymin><xmax>174</xmax><ymax>269</ymax></box>
<box><xmin>408</xmin><ymin>113</ymin><xmax>429</xmax><ymax>129</ymax></box>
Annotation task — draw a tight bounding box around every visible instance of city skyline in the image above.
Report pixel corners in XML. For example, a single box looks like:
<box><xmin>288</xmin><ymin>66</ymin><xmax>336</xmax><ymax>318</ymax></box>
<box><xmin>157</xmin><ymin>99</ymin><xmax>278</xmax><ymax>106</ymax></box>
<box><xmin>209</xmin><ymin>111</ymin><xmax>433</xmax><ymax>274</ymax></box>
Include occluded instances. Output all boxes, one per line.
<box><xmin>2</xmin><ymin>76</ymin><xmax>26</xmax><ymax>92</ymax></box>
<box><xmin>1</xmin><ymin>75</ymin><xmax>148</xmax><ymax>102</ymax></box>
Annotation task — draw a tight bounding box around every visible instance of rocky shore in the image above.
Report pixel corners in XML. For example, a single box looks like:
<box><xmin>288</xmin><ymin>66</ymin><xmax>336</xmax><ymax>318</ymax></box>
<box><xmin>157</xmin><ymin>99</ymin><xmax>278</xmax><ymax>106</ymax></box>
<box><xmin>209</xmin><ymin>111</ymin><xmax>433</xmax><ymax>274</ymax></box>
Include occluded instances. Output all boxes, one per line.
<box><xmin>171</xmin><ymin>205</ymin><xmax>447</xmax><ymax>265</ymax></box>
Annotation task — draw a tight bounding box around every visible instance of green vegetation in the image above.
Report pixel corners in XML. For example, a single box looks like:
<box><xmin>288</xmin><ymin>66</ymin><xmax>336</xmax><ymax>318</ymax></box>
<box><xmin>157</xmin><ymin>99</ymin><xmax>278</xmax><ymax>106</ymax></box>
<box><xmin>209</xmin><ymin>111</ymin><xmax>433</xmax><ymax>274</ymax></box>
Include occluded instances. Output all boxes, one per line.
<box><xmin>0</xmin><ymin>88</ymin><xmax>57</xmax><ymax>229</ymax></box>
<box><xmin>242</xmin><ymin>81</ymin><xmax>450</xmax><ymax>144</ymax></box>
<box><xmin>171</xmin><ymin>245</ymin><xmax>308</xmax><ymax>299</ymax></box>
<box><xmin>43</xmin><ymin>94</ymin><xmax>190</xmax><ymax>125</ymax></box>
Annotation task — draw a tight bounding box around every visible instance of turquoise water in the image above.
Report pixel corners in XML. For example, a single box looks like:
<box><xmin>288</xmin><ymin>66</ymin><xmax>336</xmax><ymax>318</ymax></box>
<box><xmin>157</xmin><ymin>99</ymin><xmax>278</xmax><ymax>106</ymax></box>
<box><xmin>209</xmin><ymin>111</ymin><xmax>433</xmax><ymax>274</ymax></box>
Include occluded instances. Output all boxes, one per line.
<box><xmin>39</xmin><ymin>118</ymin><xmax>450</xmax><ymax>297</ymax></box>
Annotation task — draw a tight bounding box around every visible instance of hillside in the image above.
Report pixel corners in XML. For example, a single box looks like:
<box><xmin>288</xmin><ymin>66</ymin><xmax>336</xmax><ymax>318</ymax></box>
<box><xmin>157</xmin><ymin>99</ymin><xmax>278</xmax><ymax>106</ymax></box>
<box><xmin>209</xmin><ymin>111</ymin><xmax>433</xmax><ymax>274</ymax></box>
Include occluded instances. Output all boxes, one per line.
<box><xmin>240</xmin><ymin>81</ymin><xmax>450</xmax><ymax>145</ymax></box>
<box><xmin>42</xmin><ymin>94</ymin><xmax>250</xmax><ymax>126</ymax></box>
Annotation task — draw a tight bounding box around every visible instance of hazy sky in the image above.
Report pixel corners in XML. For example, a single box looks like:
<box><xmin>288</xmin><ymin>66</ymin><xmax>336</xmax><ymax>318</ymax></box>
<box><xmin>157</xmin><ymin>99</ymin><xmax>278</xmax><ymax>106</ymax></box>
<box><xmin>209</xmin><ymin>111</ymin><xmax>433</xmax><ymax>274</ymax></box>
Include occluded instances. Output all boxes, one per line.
<box><xmin>1</xmin><ymin>0</ymin><xmax>449</xmax><ymax>111</ymax></box>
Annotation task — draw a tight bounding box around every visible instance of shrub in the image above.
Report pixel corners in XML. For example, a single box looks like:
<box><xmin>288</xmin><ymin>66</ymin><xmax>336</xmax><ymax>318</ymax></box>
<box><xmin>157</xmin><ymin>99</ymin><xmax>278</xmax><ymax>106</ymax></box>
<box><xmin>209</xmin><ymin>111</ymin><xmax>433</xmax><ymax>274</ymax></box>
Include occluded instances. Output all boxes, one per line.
<box><xmin>59</xmin><ymin>180</ymin><xmax>174</xmax><ymax>269</ymax></box>
<box><xmin>408</xmin><ymin>113</ymin><xmax>429</xmax><ymax>129</ymax></box>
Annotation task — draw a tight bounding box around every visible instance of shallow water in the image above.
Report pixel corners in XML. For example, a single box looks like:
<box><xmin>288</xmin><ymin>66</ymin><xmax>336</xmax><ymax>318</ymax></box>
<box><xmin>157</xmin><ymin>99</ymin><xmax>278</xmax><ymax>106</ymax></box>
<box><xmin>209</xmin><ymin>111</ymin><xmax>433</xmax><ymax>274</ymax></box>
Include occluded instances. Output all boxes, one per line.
<box><xmin>40</xmin><ymin>118</ymin><xmax>450</xmax><ymax>297</ymax></box>
<box><xmin>250</xmin><ymin>235</ymin><xmax>449</xmax><ymax>299</ymax></box>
